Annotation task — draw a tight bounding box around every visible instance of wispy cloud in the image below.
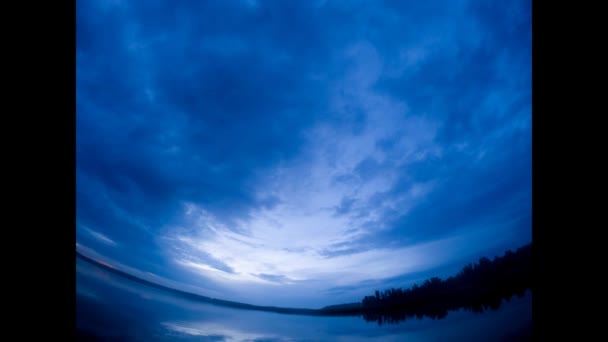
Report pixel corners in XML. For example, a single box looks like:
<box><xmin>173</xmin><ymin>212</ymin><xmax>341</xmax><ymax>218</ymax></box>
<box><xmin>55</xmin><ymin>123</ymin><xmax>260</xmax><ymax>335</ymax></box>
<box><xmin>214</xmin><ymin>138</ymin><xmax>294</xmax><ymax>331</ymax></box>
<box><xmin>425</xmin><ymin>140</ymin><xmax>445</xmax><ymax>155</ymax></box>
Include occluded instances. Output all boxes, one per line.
<box><xmin>80</xmin><ymin>225</ymin><xmax>118</xmax><ymax>246</ymax></box>
<box><xmin>162</xmin><ymin>202</ymin><xmax>507</xmax><ymax>294</ymax></box>
<box><xmin>162</xmin><ymin>322</ymin><xmax>281</xmax><ymax>342</ymax></box>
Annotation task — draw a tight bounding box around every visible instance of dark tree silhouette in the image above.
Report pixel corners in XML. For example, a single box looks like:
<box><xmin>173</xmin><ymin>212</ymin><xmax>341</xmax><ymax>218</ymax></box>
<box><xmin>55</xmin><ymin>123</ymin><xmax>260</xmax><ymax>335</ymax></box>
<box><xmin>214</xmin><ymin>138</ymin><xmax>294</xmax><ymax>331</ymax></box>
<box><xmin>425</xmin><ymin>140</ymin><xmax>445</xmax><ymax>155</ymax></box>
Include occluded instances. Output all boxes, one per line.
<box><xmin>359</xmin><ymin>243</ymin><xmax>532</xmax><ymax>324</ymax></box>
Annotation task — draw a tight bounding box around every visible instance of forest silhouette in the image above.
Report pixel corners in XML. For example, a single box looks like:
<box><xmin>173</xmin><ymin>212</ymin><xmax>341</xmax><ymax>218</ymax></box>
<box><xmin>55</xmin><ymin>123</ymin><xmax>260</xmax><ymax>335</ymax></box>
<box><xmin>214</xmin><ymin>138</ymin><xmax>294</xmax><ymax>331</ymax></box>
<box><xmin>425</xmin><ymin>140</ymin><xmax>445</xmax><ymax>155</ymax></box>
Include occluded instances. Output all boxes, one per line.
<box><xmin>353</xmin><ymin>243</ymin><xmax>532</xmax><ymax>325</ymax></box>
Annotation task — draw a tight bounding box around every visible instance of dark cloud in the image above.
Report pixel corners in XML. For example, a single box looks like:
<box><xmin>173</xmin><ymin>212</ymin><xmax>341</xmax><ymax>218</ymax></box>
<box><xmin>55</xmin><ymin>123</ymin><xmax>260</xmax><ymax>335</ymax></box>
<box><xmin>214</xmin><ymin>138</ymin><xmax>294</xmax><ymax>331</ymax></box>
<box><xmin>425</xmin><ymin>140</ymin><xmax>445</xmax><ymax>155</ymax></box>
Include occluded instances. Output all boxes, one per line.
<box><xmin>76</xmin><ymin>0</ymin><xmax>337</xmax><ymax>240</ymax></box>
<box><xmin>375</xmin><ymin>0</ymin><xmax>531</xmax><ymax>145</ymax></box>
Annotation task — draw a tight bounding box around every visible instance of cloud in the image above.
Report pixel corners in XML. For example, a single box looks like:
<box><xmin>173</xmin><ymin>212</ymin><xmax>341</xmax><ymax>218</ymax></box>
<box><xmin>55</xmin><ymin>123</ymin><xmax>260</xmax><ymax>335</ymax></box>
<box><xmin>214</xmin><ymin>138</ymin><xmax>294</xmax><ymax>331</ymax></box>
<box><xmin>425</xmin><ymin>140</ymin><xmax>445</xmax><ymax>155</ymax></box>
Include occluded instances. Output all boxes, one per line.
<box><xmin>77</xmin><ymin>0</ymin><xmax>531</xmax><ymax>306</ymax></box>
<box><xmin>79</xmin><ymin>225</ymin><xmax>118</xmax><ymax>246</ymax></box>
<box><xmin>161</xmin><ymin>201</ymin><xmax>513</xmax><ymax>299</ymax></box>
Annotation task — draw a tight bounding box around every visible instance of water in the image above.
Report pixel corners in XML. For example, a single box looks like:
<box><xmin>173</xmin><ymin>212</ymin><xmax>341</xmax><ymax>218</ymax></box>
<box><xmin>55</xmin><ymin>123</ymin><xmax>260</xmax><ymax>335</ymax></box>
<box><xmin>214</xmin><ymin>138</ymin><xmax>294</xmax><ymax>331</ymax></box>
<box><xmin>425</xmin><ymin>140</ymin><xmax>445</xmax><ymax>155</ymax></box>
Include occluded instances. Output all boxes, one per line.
<box><xmin>76</xmin><ymin>258</ymin><xmax>532</xmax><ymax>341</ymax></box>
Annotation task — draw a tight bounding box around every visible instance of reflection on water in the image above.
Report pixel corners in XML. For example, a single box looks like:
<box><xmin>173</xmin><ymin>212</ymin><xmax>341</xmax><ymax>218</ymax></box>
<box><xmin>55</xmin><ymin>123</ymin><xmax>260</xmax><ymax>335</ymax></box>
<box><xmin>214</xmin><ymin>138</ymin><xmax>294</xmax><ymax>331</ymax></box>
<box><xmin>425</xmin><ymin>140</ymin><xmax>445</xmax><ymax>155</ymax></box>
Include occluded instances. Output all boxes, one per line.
<box><xmin>76</xmin><ymin>258</ymin><xmax>531</xmax><ymax>341</ymax></box>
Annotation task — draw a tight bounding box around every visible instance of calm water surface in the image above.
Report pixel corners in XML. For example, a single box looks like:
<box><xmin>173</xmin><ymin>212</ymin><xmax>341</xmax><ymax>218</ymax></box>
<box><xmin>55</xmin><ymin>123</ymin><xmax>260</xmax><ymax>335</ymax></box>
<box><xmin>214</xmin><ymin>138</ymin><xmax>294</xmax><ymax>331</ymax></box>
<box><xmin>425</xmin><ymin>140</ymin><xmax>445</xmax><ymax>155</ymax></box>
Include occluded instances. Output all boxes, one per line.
<box><xmin>76</xmin><ymin>258</ymin><xmax>531</xmax><ymax>341</ymax></box>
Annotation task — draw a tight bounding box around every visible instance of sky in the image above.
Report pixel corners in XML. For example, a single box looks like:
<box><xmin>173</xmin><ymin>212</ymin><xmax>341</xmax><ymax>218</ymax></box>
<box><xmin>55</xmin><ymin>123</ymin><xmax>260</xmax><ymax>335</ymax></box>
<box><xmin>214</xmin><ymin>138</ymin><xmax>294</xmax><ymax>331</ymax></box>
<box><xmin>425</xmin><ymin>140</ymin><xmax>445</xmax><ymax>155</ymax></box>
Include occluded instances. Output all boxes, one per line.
<box><xmin>76</xmin><ymin>0</ymin><xmax>531</xmax><ymax>308</ymax></box>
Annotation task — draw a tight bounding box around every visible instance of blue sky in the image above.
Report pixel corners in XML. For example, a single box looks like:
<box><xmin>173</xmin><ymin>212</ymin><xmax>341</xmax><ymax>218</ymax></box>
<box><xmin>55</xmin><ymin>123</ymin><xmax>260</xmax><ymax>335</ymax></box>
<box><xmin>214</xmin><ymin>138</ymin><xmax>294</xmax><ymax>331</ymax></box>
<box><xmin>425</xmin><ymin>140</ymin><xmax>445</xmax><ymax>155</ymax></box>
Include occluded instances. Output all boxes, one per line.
<box><xmin>76</xmin><ymin>0</ymin><xmax>531</xmax><ymax>308</ymax></box>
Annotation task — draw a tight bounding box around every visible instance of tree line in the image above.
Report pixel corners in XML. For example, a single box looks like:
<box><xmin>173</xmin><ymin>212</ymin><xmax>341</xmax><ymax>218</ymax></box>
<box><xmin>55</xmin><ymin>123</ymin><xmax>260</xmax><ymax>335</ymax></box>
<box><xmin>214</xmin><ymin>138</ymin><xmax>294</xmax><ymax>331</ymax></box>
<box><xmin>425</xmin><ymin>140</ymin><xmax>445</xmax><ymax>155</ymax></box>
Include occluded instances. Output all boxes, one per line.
<box><xmin>360</xmin><ymin>243</ymin><xmax>532</xmax><ymax>325</ymax></box>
